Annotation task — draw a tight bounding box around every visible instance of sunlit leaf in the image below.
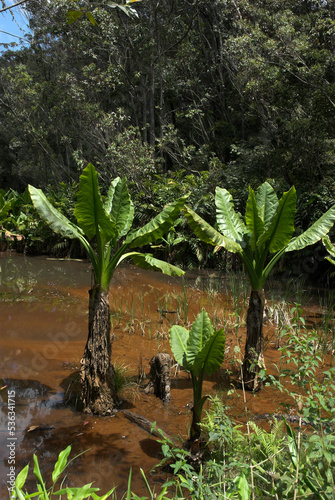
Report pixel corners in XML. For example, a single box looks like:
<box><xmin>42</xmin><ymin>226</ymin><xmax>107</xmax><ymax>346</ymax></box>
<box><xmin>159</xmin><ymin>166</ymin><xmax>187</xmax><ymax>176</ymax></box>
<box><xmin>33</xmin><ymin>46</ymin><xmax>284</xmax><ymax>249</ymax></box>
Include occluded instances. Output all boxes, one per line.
<box><xmin>257</xmin><ymin>186</ymin><xmax>296</xmax><ymax>253</ymax></box>
<box><xmin>186</xmin><ymin>310</ymin><xmax>214</xmax><ymax>367</ymax></box>
<box><xmin>183</xmin><ymin>205</ymin><xmax>242</xmax><ymax>253</ymax></box>
<box><xmin>52</xmin><ymin>445</ymin><xmax>71</xmax><ymax>484</ymax></box>
<box><xmin>245</xmin><ymin>186</ymin><xmax>264</xmax><ymax>251</ymax></box>
<box><xmin>256</xmin><ymin>182</ymin><xmax>278</xmax><ymax>230</ymax></box>
<box><xmin>170</xmin><ymin>325</ymin><xmax>189</xmax><ymax>368</ymax></box>
<box><xmin>286</xmin><ymin>204</ymin><xmax>335</xmax><ymax>252</ymax></box>
<box><xmin>120</xmin><ymin>252</ymin><xmax>184</xmax><ymax>276</ymax></box>
<box><xmin>15</xmin><ymin>464</ymin><xmax>29</xmax><ymax>490</ymax></box>
<box><xmin>75</xmin><ymin>163</ymin><xmax>115</xmax><ymax>241</ymax></box>
<box><xmin>193</xmin><ymin>328</ymin><xmax>225</xmax><ymax>377</ymax></box>
<box><xmin>215</xmin><ymin>187</ymin><xmax>247</xmax><ymax>243</ymax></box>
<box><xmin>29</xmin><ymin>186</ymin><xmax>84</xmax><ymax>240</ymax></box>
<box><xmin>126</xmin><ymin>194</ymin><xmax>189</xmax><ymax>248</ymax></box>
<box><xmin>105</xmin><ymin>177</ymin><xmax>134</xmax><ymax>242</ymax></box>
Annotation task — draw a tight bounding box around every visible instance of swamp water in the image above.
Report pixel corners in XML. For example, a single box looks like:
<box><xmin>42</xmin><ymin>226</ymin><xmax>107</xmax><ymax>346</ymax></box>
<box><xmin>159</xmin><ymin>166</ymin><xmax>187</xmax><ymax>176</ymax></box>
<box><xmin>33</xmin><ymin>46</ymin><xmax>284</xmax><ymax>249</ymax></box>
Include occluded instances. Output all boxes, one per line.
<box><xmin>0</xmin><ymin>254</ymin><xmax>332</xmax><ymax>498</ymax></box>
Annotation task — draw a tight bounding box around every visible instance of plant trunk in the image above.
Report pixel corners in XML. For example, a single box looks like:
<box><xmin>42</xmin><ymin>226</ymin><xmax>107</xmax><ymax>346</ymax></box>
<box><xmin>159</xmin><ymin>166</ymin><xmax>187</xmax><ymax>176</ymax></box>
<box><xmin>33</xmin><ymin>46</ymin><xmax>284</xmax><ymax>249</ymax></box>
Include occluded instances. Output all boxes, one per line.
<box><xmin>190</xmin><ymin>378</ymin><xmax>206</xmax><ymax>441</ymax></box>
<box><xmin>145</xmin><ymin>353</ymin><xmax>172</xmax><ymax>403</ymax></box>
<box><xmin>80</xmin><ymin>285</ymin><xmax>117</xmax><ymax>415</ymax></box>
<box><xmin>242</xmin><ymin>289</ymin><xmax>265</xmax><ymax>391</ymax></box>
<box><xmin>190</xmin><ymin>404</ymin><xmax>202</xmax><ymax>441</ymax></box>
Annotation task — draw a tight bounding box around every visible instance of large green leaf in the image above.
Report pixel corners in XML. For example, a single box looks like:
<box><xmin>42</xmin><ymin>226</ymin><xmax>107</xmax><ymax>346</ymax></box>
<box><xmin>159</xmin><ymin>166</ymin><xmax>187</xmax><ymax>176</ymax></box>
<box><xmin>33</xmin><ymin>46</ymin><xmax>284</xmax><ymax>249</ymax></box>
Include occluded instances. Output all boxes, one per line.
<box><xmin>170</xmin><ymin>325</ymin><xmax>190</xmax><ymax>369</ymax></box>
<box><xmin>29</xmin><ymin>185</ymin><xmax>84</xmax><ymax>240</ymax></box>
<box><xmin>104</xmin><ymin>177</ymin><xmax>134</xmax><ymax>242</ymax></box>
<box><xmin>285</xmin><ymin>204</ymin><xmax>335</xmax><ymax>253</ymax></box>
<box><xmin>257</xmin><ymin>186</ymin><xmax>296</xmax><ymax>253</ymax></box>
<box><xmin>256</xmin><ymin>182</ymin><xmax>279</xmax><ymax>230</ymax></box>
<box><xmin>323</xmin><ymin>235</ymin><xmax>335</xmax><ymax>265</ymax></box>
<box><xmin>215</xmin><ymin>187</ymin><xmax>247</xmax><ymax>243</ymax></box>
<box><xmin>186</xmin><ymin>310</ymin><xmax>214</xmax><ymax>367</ymax></box>
<box><xmin>192</xmin><ymin>327</ymin><xmax>226</xmax><ymax>377</ymax></box>
<box><xmin>245</xmin><ymin>187</ymin><xmax>264</xmax><ymax>251</ymax></box>
<box><xmin>183</xmin><ymin>205</ymin><xmax>242</xmax><ymax>253</ymax></box>
<box><xmin>126</xmin><ymin>194</ymin><xmax>189</xmax><ymax>248</ymax></box>
<box><xmin>103</xmin><ymin>177</ymin><xmax>120</xmax><ymax>214</ymax></box>
<box><xmin>120</xmin><ymin>252</ymin><xmax>185</xmax><ymax>276</ymax></box>
<box><xmin>29</xmin><ymin>184</ymin><xmax>99</xmax><ymax>280</ymax></box>
<box><xmin>74</xmin><ymin>163</ymin><xmax>115</xmax><ymax>241</ymax></box>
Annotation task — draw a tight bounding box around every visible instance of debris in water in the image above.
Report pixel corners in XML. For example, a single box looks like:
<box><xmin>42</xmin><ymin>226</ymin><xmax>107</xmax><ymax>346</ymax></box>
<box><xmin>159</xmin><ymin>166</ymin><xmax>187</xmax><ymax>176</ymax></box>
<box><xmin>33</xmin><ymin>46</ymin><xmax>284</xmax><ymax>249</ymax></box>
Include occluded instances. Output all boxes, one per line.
<box><xmin>26</xmin><ymin>425</ymin><xmax>55</xmax><ymax>433</ymax></box>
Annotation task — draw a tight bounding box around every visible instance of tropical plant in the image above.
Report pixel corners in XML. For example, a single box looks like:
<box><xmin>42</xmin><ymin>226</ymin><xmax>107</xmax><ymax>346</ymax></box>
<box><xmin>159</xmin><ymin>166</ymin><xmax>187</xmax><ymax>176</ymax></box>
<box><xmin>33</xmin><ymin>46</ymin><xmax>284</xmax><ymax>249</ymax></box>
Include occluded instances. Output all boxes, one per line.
<box><xmin>12</xmin><ymin>445</ymin><xmax>116</xmax><ymax>500</ymax></box>
<box><xmin>29</xmin><ymin>163</ymin><xmax>188</xmax><ymax>415</ymax></box>
<box><xmin>184</xmin><ymin>181</ymin><xmax>335</xmax><ymax>390</ymax></box>
<box><xmin>323</xmin><ymin>234</ymin><xmax>335</xmax><ymax>266</ymax></box>
<box><xmin>170</xmin><ymin>309</ymin><xmax>226</xmax><ymax>440</ymax></box>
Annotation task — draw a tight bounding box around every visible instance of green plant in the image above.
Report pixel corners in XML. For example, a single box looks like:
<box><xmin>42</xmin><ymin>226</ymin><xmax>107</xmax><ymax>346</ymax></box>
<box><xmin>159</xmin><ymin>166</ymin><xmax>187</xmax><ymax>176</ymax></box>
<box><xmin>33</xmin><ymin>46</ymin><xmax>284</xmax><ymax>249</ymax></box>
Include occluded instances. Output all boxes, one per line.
<box><xmin>266</xmin><ymin>305</ymin><xmax>335</xmax><ymax>499</ymax></box>
<box><xmin>113</xmin><ymin>361</ymin><xmax>139</xmax><ymax>401</ymax></box>
<box><xmin>170</xmin><ymin>309</ymin><xmax>226</xmax><ymax>440</ymax></box>
<box><xmin>29</xmin><ymin>163</ymin><xmax>188</xmax><ymax>415</ymax></box>
<box><xmin>184</xmin><ymin>181</ymin><xmax>335</xmax><ymax>390</ymax></box>
<box><xmin>12</xmin><ymin>446</ymin><xmax>116</xmax><ymax>499</ymax></box>
<box><xmin>127</xmin><ymin>468</ymin><xmax>170</xmax><ymax>500</ymax></box>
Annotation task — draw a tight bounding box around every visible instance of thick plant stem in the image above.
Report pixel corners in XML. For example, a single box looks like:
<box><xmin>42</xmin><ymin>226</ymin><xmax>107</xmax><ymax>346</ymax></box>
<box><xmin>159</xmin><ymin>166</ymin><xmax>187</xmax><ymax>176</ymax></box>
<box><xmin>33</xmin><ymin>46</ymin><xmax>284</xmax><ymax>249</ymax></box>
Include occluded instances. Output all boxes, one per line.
<box><xmin>80</xmin><ymin>285</ymin><xmax>117</xmax><ymax>415</ymax></box>
<box><xmin>190</xmin><ymin>403</ymin><xmax>202</xmax><ymax>441</ymax></box>
<box><xmin>242</xmin><ymin>289</ymin><xmax>265</xmax><ymax>391</ymax></box>
<box><xmin>189</xmin><ymin>377</ymin><xmax>204</xmax><ymax>441</ymax></box>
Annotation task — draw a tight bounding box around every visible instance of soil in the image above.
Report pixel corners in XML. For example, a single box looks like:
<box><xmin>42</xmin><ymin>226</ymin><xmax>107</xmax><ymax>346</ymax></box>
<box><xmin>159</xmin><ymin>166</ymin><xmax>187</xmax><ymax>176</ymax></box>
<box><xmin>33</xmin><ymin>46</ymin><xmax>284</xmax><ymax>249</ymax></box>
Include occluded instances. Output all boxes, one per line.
<box><xmin>0</xmin><ymin>253</ymin><xmax>333</xmax><ymax>498</ymax></box>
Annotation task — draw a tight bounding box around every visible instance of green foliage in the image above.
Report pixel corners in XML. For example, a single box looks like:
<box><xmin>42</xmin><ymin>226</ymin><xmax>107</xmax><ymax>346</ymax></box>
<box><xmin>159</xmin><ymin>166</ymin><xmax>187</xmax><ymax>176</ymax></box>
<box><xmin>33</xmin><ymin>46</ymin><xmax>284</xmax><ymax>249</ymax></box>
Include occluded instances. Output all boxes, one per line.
<box><xmin>185</xmin><ymin>181</ymin><xmax>335</xmax><ymax>290</ymax></box>
<box><xmin>29</xmin><ymin>163</ymin><xmax>187</xmax><ymax>291</ymax></box>
<box><xmin>12</xmin><ymin>446</ymin><xmax>116</xmax><ymax>499</ymax></box>
<box><xmin>170</xmin><ymin>310</ymin><xmax>225</xmax><ymax>439</ymax></box>
<box><xmin>323</xmin><ymin>234</ymin><xmax>335</xmax><ymax>266</ymax></box>
<box><xmin>1</xmin><ymin>0</ymin><xmax>335</xmax><ymax>245</ymax></box>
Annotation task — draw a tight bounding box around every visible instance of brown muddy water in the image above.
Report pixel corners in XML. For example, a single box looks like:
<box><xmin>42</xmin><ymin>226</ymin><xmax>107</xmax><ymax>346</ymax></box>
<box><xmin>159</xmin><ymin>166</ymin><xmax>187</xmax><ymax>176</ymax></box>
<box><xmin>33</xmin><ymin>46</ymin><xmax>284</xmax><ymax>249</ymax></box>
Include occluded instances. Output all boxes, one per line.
<box><xmin>0</xmin><ymin>253</ymin><xmax>333</xmax><ymax>498</ymax></box>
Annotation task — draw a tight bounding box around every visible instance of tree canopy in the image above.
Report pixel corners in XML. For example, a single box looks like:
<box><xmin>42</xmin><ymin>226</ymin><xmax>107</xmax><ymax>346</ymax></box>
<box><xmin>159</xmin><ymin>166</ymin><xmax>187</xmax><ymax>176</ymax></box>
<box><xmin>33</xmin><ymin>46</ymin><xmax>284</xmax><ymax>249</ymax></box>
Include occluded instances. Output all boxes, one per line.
<box><xmin>0</xmin><ymin>0</ymin><xmax>335</xmax><ymax>238</ymax></box>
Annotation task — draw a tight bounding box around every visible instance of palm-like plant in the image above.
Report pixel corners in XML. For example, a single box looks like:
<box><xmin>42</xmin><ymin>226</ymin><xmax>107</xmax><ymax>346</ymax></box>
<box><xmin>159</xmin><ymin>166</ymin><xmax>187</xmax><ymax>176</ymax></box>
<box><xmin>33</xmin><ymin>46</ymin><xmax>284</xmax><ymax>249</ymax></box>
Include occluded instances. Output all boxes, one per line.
<box><xmin>184</xmin><ymin>182</ymin><xmax>335</xmax><ymax>390</ymax></box>
<box><xmin>170</xmin><ymin>310</ymin><xmax>225</xmax><ymax>440</ymax></box>
<box><xmin>29</xmin><ymin>163</ymin><xmax>188</xmax><ymax>415</ymax></box>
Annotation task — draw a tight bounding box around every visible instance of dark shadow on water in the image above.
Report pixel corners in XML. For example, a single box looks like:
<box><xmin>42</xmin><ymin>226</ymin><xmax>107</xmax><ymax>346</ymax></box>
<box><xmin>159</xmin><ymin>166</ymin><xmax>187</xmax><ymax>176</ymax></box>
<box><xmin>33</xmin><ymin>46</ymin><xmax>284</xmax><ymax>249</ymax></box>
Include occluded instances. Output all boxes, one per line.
<box><xmin>59</xmin><ymin>371</ymin><xmax>82</xmax><ymax>410</ymax></box>
<box><xmin>1</xmin><ymin>378</ymin><xmax>52</xmax><ymax>398</ymax></box>
<box><xmin>139</xmin><ymin>437</ymin><xmax>162</xmax><ymax>459</ymax></box>
<box><xmin>171</xmin><ymin>367</ymin><xmax>231</xmax><ymax>393</ymax></box>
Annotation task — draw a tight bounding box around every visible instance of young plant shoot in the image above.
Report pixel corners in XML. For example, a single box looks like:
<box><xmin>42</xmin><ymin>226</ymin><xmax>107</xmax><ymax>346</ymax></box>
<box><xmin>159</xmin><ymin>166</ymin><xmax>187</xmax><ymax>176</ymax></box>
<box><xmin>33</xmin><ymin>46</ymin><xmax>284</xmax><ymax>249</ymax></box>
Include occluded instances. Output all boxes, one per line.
<box><xmin>170</xmin><ymin>309</ymin><xmax>225</xmax><ymax>440</ymax></box>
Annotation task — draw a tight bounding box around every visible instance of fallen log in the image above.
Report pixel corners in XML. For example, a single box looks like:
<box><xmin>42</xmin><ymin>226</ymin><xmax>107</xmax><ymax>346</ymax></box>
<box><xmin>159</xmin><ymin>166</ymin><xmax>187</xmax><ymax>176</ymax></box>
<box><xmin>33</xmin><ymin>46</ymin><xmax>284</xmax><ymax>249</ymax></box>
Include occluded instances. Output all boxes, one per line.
<box><xmin>121</xmin><ymin>410</ymin><xmax>172</xmax><ymax>442</ymax></box>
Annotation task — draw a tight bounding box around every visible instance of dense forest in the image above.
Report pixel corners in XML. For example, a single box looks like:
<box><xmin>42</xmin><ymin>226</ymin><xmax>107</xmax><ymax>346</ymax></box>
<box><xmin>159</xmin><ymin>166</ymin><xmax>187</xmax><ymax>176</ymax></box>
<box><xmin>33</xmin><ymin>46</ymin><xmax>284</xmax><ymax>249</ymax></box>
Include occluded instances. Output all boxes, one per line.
<box><xmin>3</xmin><ymin>3</ymin><xmax>335</xmax><ymax>499</ymax></box>
<box><xmin>1</xmin><ymin>0</ymin><xmax>335</xmax><ymax>275</ymax></box>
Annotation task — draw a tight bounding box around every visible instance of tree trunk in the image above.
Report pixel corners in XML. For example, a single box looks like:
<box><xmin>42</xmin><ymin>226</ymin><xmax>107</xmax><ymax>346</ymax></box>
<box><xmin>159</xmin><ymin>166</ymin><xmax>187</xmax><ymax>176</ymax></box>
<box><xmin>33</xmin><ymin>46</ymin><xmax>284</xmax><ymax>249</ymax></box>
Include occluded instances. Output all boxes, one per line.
<box><xmin>145</xmin><ymin>353</ymin><xmax>171</xmax><ymax>403</ymax></box>
<box><xmin>80</xmin><ymin>286</ymin><xmax>117</xmax><ymax>415</ymax></box>
<box><xmin>242</xmin><ymin>290</ymin><xmax>265</xmax><ymax>391</ymax></box>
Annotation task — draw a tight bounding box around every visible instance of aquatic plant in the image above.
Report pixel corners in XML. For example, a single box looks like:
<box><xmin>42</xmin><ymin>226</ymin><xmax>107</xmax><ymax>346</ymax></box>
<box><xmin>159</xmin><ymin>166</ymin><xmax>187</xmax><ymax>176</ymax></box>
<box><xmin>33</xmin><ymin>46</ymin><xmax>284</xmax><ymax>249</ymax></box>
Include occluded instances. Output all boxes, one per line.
<box><xmin>184</xmin><ymin>181</ymin><xmax>335</xmax><ymax>390</ymax></box>
<box><xmin>170</xmin><ymin>309</ymin><xmax>226</xmax><ymax>440</ymax></box>
<box><xmin>29</xmin><ymin>163</ymin><xmax>187</xmax><ymax>415</ymax></box>
<box><xmin>12</xmin><ymin>445</ymin><xmax>116</xmax><ymax>499</ymax></box>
